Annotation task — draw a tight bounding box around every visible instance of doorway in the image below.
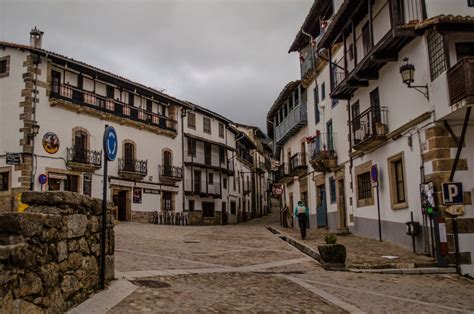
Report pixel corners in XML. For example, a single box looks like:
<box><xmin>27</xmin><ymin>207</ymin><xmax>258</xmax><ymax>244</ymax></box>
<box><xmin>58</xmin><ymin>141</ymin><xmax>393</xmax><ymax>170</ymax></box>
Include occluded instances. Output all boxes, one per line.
<box><xmin>117</xmin><ymin>190</ymin><xmax>129</xmax><ymax>221</ymax></box>
<box><xmin>316</xmin><ymin>185</ymin><xmax>328</xmax><ymax>228</ymax></box>
<box><xmin>337</xmin><ymin>179</ymin><xmax>347</xmax><ymax>229</ymax></box>
<box><xmin>222</xmin><ymin>202</ymin><xmax>228</xmax><ymax>225</ymax></box>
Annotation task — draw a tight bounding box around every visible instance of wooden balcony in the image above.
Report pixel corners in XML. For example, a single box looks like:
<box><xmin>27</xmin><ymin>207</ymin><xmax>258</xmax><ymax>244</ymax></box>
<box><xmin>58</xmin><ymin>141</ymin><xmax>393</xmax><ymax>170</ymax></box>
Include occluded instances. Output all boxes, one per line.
<box><xmin>66</xmin><ymin>147</ymin><xmax>102</xmax><ymax>172</ymax></box>
<box><xmin>118</xmin><ymin>158</ymin><xmax>148</xmax><ymax>180</ymax></box>
<box><xmin>274</xmin><ymin>103</ymin><xmax>307</xmax><ymax>145</ymax></box>
<box><xmin>308</xmin><ymin>133</ymin><xmax>338</xmax><ymax>172</ymax></box>
<box><xmin>448</xmin><ymin>57</ymin><xmax>474</xmax><ymax>106</ymax></box>
<box><xmin>352</xmin><ymin>106</ymin><xmax>388</xmax><ymax>151</ymax></box>
<box><xmin>184</xmin><ymin>179</ymin><xmax>221</xmax><ymax>198</ymax></box>
<box><xmin>50</xmin><ymin>83</ymin><xmax>178</xmax><ymax>133</ymax></box>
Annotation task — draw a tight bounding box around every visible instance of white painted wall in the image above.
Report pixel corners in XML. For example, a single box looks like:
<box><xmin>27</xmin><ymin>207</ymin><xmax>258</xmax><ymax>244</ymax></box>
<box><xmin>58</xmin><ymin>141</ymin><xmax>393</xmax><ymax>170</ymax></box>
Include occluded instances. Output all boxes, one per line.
<box><xmin>425</xmin><ymin>0</ymin><xmax>474</xmax><ymax>18</ymax></box>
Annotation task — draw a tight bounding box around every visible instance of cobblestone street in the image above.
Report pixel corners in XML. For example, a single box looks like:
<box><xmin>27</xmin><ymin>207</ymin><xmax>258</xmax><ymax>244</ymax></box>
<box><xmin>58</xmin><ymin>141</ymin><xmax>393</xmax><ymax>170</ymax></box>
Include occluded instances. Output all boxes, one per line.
<box><xmin>106</xmin><ymin>212</ymin><xmax>474</xmax><ymax>313</ymax></box>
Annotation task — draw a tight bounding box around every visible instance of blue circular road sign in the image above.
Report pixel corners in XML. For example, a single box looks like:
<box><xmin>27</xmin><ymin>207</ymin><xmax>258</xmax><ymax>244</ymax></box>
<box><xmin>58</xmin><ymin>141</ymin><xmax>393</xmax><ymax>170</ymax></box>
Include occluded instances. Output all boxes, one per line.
<box><xmin>38</xmin><ymin>174</ymin><xmax>48</xmax><ymax>185</ymax></box>
<box><xmin>103</xmin><ymin>126</ymin><xmax>118</xmax><ymax>161</ymax></box>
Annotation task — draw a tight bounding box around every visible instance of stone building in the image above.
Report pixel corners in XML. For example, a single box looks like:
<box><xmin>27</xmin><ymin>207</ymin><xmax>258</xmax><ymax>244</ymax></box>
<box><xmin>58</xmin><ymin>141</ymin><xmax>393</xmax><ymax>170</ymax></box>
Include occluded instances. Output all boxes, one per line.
<box><xmin>0</xmin><ymin>29</ymin><xmax>272</xmax><ymax>225</ymax></box>
<box><xmin>268</xmin><ymin>0</ymin><xmax>474</xmax><ymax>276</ymax></box>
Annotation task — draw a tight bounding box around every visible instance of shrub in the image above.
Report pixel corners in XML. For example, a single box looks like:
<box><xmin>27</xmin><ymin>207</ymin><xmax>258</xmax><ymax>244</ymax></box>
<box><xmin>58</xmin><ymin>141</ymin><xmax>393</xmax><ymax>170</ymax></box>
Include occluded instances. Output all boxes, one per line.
<box><xmin>325</xmin><ymin>233</ymin><xmax>337</xmax><ymax>244</ymax></box>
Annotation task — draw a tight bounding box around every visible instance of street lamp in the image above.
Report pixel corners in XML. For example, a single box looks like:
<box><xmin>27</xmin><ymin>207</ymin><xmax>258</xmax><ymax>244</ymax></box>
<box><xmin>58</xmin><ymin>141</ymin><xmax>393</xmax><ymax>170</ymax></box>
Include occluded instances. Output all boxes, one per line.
<box><xmin>399</xmin><ymin>58</ymin><xmax>429</xmax><ymax>100</ymax></box>
<box><xmin>31</xmin><ymin>122</ymin><xmax>40</xmax><ymax>138</ymax></box>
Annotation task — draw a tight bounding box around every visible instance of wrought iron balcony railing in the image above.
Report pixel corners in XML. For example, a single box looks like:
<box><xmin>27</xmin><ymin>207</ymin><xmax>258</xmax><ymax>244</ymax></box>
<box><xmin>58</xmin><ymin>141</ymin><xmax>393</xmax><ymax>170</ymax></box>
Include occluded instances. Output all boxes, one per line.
<box><xmin>66</xmin><ymin>146</ymin><xmax>102</xmax><ymax>168</ymax></box>
<box><xmin>118</xmin><ymin>158</ymin><xmax>148</xmax><ymax>176</ymax></box>
<box><xmin>351</xmin><ymin>106</ymin><xmax>388</xmax><ymax>150</ymax></box>
<box><xmin>158</xmin><ymin>165</ymin><xmax>183</xmax><ymax>180</ymax></box>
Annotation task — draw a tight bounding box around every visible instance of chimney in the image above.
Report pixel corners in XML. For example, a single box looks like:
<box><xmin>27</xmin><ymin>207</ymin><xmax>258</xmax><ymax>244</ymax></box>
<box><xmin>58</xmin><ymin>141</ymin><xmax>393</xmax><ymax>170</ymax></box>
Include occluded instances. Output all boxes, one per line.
<box><xmin>30</xmin><ymin>27</ymin><xmax>44</xmax><ymax>49</ymax></box>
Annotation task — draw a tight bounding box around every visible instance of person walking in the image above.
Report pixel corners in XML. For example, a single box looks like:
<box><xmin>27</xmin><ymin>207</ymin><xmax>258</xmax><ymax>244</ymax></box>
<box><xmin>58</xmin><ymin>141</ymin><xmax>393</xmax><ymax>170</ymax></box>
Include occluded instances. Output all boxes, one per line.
<box><xmin>294</xmin><ymin>201</ymin><xmax>309</xmax><ymax>239</ymax></box>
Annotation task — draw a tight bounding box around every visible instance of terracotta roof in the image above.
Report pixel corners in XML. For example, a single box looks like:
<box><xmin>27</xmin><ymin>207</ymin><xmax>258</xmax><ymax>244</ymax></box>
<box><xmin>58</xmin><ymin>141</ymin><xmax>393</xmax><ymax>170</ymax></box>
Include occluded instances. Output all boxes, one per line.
<box><xmin>411</xmin><ymin>14</ymin><xmax>474</xmax><ymax>30</ymax></box>
<box><xmin>0</xmin><ymin>40</ymin><xmax>192</xmax><ymax>108</ymax></box>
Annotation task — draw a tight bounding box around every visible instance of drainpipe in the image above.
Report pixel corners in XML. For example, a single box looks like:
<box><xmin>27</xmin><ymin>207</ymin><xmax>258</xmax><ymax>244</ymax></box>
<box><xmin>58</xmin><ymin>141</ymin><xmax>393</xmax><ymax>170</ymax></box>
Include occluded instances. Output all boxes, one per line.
<box><xmin>30</xmin><ymin>54</ymin><xmax>41</xmax><ymax>191</ymax></box>
<box><xmin>181</xmin><ymin>108</ymin><xmax>187</xmax><ymax>213</ymax></box>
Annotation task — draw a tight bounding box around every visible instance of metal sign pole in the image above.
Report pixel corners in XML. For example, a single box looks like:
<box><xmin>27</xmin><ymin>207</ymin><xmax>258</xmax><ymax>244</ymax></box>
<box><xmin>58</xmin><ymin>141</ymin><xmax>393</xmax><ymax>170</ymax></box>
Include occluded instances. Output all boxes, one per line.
<box><xmin>100</xmin><ymin>126</ymin><xmax>108</xmax><ymax>290</ymax></box>
<box><xmin>452</xmin><ymin>215</ymin><xmax>461</xmax><ymax>274</ymax></box>
<box><xmin>376</xmin><ymin>183</ymin><xmax>382</xmax><ymax>242</ymax></box>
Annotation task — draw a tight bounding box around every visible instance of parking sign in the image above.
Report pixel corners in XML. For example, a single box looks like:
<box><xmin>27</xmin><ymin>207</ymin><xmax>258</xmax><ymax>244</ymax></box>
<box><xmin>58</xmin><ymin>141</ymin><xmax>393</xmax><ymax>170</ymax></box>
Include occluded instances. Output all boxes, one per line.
<box><xmin>442</xmin><ymin>182</ymin><xmax>463</xmax><ymax>205</ymax></box>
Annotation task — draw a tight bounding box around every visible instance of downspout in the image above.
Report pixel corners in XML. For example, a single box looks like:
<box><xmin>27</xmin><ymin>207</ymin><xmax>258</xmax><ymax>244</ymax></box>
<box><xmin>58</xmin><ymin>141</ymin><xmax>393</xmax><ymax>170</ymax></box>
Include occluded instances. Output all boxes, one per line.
<box><xmin>181</xmin><ymin>108</ymin><xmax>187</xmax><ymax>213</ymax></box>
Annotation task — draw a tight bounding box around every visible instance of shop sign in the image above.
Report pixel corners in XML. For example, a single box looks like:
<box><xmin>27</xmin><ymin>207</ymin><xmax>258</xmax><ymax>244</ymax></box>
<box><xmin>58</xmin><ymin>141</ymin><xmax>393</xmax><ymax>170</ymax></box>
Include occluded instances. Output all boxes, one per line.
<box><xmin>6</xmin><ymin>153</ymin><xmax>21</xmax><ymax>165</ymax></box>
<box><xmin>42</xmin><ymin>132</ymin><xmax>60</xmax><ymax>154</ymax></box>
<box><xmin>133</xmin><ymin>187</ymin><xmax>142</xmax><ymax>204</ymax></box>
<box><xmin>143</xmin><ymin>188</ymin><xmax>160</xmax><ymax>194</ymax></box>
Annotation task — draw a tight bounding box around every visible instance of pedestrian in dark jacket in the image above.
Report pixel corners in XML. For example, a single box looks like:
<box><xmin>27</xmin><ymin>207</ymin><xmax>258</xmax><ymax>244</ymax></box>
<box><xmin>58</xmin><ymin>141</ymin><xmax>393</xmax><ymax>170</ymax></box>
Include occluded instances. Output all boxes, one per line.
<box><xmin>294</xmin><ymin>201</ymin><xmax>309</xmax><ymax>239</ymax></box>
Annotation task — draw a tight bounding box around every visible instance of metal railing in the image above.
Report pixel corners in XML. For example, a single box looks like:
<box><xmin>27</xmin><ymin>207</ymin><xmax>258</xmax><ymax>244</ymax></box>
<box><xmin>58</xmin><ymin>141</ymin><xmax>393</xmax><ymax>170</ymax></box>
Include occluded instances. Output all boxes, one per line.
<box><xmin>51</xmin><ymin>83</ymin><xmax>178</xmax><ymax>132</ymax></box>
<box><xmin>351</xmin><ymin>106</ymin><xmax>388</xmax><ymax>145</ymax></box>
<box><xmin>275</xmin><ymin>163</ymin><xmax>289</xmax><ymax>182</ymax></box>
<box><xmin>289</xmin><ymin>152</ymin><xmax>307</xmax><ymax>173</ymax></box>
<box><xmin>158</xmin><ymin>165</ymin><xmax>183</xmax><ymax>179</ymax></box>
<box><xmin>118</xmin><ymin>158</ymin><xmax>148</xmax><ymax>176</ymax></box>
<box><xmin>66</xmin><ymin>146</ymin><xmax>102</xmax><ymax>167</ymax></box>
<box><xmin>184</xmin><ymin>150</ymin><xmax>234</xmax><ymax>172</ymax></box>
<box><xmin>308</xmin><ymin>133</ymin><xmax>336</xmax><ymax>161</ymax></box>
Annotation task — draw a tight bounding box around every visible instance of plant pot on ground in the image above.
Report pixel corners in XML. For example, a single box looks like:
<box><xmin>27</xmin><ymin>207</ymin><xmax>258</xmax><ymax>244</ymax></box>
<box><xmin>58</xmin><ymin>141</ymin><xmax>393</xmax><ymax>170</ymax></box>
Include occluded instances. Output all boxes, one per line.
<box><xmin>318</xmin><ymin>234</ymin><xmax>346</xmax><ymax>269</ymax></box>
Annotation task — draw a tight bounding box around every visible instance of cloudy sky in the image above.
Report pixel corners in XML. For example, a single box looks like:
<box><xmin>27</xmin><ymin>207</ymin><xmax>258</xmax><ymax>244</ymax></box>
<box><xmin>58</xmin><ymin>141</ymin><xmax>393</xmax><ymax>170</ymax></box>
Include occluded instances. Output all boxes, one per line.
<box><xmin>0</xmin><ymin>0</ymin><xmax>311</xmax><ymax>131</ymax></box>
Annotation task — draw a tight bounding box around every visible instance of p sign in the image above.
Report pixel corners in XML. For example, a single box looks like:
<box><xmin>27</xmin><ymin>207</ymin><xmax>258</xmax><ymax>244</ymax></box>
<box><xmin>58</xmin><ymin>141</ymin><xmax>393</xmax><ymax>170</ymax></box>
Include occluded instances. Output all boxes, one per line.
<box><xmin>442</xmin><ymin>182</ymin><xmax>463</xmax><ymax>205</ymax></box>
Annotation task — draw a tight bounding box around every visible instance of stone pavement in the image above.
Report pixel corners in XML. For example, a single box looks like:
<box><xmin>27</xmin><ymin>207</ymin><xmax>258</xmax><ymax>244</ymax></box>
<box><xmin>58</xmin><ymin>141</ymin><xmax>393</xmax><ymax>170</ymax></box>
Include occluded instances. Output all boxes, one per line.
<box><xmin>277</xmin><ymin>226</ymin><xmax>436</xmax><ymax>269</ymax></box>
<box><xmin>70</xmin><ymin>211</ymin><xmax>474</xmax><ymax>313</ymax></box>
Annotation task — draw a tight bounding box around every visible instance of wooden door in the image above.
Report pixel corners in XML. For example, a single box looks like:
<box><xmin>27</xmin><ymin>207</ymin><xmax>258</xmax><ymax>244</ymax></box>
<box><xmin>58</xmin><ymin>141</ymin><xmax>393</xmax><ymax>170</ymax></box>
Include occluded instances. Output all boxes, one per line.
<box><xmin>163</xmin><ymin>151</ymin><xmax>172</xmax><ymax>176</ymax></box>
<box><xmin>118</xmin><ymin>191</ymin><xmax>128</xmax><ymax>221</ymax></box>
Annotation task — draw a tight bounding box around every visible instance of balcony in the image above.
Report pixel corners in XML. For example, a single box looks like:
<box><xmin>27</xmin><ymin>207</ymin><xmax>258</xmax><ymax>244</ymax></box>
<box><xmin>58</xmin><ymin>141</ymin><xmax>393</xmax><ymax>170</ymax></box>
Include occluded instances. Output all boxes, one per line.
<box><xmin>308</xmin><ymin>133</ymin><xmax>337</xmax><ymax>172</ymax></box>
<box><xmin>351</xmin><ymin>106</ymin><xmax>388</xmax><ymax>151</ymax></box>
<box><xmin>275</xmin><ymin>103</ymin><xmax>307</xmax><ymax>145</ymax></box>
<box><xmin>448</xmin><ymin>58</ymin><xmax>474</xmax><ymax>106</ymax></box>
<box><xmin>66</xmin><ymin>146</ymin><xmax>102</xmax><ymax>172</ymax></box>
<box><xmin>118</xmin><ymin>158</ymin><xmax>148</xmax><ymax>179</ymax></box>
<box><xmin>184</xmin><ymin>179</ymin><xmax>221</xmax><ymax>198</ymax></box>
<box><xmin>158</xmin><ymin>165</ymin><xmax>183</xmax><ymax>183</ymax></box>
<box><xmin>289</xmin><ymin>152</ymin><xmax>307</xmax><ymax>177</ymax></box>
<box><xmin>275</xmin><ymin>163</ymin><xmax>292</xmax><ymax>184</ymax></box>
<box><xmin>255</xmin><ymin>159</ymin><xmax>269</xmax><ymax>174</ymax></box>
<box><xmin>50</xmin><ymin>83</ymin><xmax>178</xmax><ymax>133</ymax></box>
<box><xmin>184</xmin><ymin>151</ymin><xmax>234</xmax><ymax>175</ymax></box>
<box><xmin>324</xmin><ymin>0</ymin><xmax>423</xmax><ymax>100</ymax></box>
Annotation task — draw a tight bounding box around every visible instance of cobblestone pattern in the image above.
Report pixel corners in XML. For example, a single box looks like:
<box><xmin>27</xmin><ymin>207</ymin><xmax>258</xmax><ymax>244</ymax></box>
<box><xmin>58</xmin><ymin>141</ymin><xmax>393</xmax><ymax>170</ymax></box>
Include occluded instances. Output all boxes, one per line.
<box><xmin>110</xmin><ymin>272</ymin><xmax>345</xmax><ymax>313</ymax></box>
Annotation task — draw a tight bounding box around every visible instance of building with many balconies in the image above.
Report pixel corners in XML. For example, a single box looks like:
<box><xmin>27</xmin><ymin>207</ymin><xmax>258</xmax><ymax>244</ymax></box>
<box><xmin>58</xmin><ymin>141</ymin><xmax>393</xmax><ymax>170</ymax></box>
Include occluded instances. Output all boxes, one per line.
<box><xmin>270</xmin><ymin>0</ymin><xmax>474</xmax><ymax>276</ymax></box>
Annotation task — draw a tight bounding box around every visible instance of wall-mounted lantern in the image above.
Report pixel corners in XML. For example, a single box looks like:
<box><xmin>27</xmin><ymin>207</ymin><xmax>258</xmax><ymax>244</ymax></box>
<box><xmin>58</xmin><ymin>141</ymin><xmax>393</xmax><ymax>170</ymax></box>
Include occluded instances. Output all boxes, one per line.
<box><xmin>399</xmin><ymin>58</ymin><xmax>429</xmax><ymax>100</ymax></box>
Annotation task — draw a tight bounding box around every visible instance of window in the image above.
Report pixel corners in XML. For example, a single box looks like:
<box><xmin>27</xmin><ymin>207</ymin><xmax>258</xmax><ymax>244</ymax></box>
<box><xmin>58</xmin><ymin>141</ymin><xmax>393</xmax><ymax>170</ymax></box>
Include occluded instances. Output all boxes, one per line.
<box><xmin>188</xmin><ymin>112</ymin><xmax>196</xmax><ymax>129</ymax></box>
<box><xmin>203</xmin><ymin>202</ymin><xmax>215</xmax><ymax>217</ymax></box>
<box><xmin>146</xmin><ymin>99</ymin><xmax>153</xmax><ymax>112</ymax></box>
<box><xmin>469</xmin><ymin>0</ymin><xmax>474</xmax><ymax>7</ymax></box>
<box><xmin>321</xmin><ymin>82</ymin><xmax>326</xmax><ymax>100</ymax></box>
<box><xmin>219</xmin><ymin>147</ymin><xmax>225</xmax><ymax>164</ymax></box>
<box><xmin>327</xmin><ymin>120</ymin><xmax>334</xmax><ymax>151</ymax></box>
<box><xmin>362</xmin><ymin>22</ymin><xmax>373</xmax><ymax>55</ymax></box>
<box><xmin>0</xmin><ymin>56</ymin><xmax>10</xmax><ymax>78</ymax></box>
<box><xmin>329</xmin><ymin>177</ymin><xmax>336</xmax><ymax>204</ymax></box>
<box><xmin>357</xmin><ymin>172</ymin><xmax>372</xmax><ymax>201</ymax></box>
<box><xmin>66</xmin><ymin>175</ymin><xmax>79</xmax><ymax>193</ymax></box>
<box><xmin>163</xmin><ymin>192</ymin><xmax>172</xmax><ymax>211</ymax></box>
<box><xmin>128</xmin><ymin>92</ymin><xmax>134</xmax><ymax>106</ymax></box>
<box><xmin>219</xmin><ymin>123</ymin><xmax>224</xmax><ymax>138</ymax></box>
<box><xmin>456</xmin><ymin>42</ymin><xmax>474</xmax><ymax>60</ymax></box>
<box><xmin>231</xmin><ymin>201</ymin><xmax>236</xmax><ymax>215</ymax></box>
<box><xmin>370</xmin><ymin>87</ymin><xmax>381</xmax><ymax>124</ymax></box>
<box><xmin>427</xmin><ymin>32</ymin><xmax>446</xmax><ymax>81</ymax></box>
<box><xmin>314</xmin><ymin>86</ymin><xmax>320</xmax><ymax>124</ymax></box>
<box><xmin>188</xmin><ymin>199</ymin><xmax>195</xmax><ymax>212</ymax></box>
<box><xmin>124</xmin><ymin>142</ymin><xmax>135</xmax><ymax>170</ymax></box>
<box><xmin>203</xmin><ymin>117</ymin><xmax>211</xmax><ymax>134</ymax></box>
<box><xmin>187</xmin><ymin>138</ymin><xmax>196</xmax><ymax>157</ymax></box>
<box><xmin>351</xmin><ymin>101</ymin><xmax>360</xmax><ymax>131</ymax></box>
<box><xmin>223</xmin><ymin>177</ymin><xmax>227</xmax><ymax>189</ymax></box>
<box><xmin>348</xmin><ymin>43</ymin><xmax>354</xmax><ymax>61</ymax></box>
<box><xmin>73</xmin><ymin>130</ymin><xmax>88</xmax><ymax>163</ymax></box>
<box><xmin>0</xmin><ymin>171</ymin><xmax>9</xmax><ymax>191</ymax></box>
<box><xmin>388</xmin><ymin>153</ymin><xmax>408</xmax><ymax>209</ymax></box>
<box><xmin>208</xmin><ymin>173</ymin><xmax>214</xmax><ymax>184</ymax></box>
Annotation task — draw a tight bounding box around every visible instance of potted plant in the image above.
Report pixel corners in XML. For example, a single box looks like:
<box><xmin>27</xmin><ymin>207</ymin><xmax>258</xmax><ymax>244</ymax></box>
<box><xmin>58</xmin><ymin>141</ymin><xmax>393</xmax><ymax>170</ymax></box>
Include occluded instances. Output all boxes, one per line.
<box><xmin>318</xmin><ymin>233</ymin><xmax>346</xmax><ymax>270</ymax></box>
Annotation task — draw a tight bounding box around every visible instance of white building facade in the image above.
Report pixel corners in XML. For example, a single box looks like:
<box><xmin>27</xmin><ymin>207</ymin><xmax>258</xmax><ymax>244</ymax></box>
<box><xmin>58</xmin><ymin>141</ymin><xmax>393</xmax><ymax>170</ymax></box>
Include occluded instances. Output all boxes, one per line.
<box><xmin>270</xmin><ymin>0</ymin><xmax>474</xmax><ymax>275</ymax></box>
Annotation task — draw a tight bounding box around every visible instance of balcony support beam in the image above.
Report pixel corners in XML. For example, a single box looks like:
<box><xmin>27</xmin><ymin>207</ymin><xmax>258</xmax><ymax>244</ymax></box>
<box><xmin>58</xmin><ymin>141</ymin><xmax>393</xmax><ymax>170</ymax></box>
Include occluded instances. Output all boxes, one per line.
<box><xmin>449</xmin><ymin>107</ymin><xmax>471</xmax><ymax>182</ymax></box>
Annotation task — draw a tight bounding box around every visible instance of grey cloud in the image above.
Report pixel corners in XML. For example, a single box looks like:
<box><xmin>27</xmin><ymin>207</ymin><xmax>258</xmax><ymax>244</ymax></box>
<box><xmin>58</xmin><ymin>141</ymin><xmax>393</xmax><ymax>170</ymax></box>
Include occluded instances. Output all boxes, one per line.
<box><xmin>1</xmin><ymin>0</ymin><xmax>311</xmax><ymax>130</ymax></box>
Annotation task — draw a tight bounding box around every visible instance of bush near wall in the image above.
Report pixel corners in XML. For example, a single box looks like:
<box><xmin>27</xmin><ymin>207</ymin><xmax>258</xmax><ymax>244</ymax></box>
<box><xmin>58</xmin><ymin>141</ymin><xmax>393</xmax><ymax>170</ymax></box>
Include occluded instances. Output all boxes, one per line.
<box><xmin>0</xmin><ymin>192</ymin><xmax>114</xmax><ymax>313</ymax></box>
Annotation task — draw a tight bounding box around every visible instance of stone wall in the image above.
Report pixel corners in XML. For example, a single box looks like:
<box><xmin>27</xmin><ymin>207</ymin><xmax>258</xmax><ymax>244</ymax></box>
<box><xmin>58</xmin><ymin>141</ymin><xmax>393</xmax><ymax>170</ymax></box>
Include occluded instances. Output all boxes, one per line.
<box><xmin>0</xmin><ymin>191</ymin><xmax>114</xmax><ymax>313</ymax></box>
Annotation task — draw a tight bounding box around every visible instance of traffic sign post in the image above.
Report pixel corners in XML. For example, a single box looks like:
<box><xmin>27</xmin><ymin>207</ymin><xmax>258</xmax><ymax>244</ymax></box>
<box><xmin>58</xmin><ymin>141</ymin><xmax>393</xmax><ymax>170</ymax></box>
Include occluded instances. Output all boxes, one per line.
<box><xmin>38</xmin><ymin>174</ymin><xmax>48</xmax><ymax>191</ymax></box>
<box><xmin>442</xmin><ymin>182</ymin><xmax>463</xmax><ymax>274</ymax></box>
<box><xmin>100</xmin><ymin>125</ymin><xmax>117</xmax><ymax>289</ymax></box>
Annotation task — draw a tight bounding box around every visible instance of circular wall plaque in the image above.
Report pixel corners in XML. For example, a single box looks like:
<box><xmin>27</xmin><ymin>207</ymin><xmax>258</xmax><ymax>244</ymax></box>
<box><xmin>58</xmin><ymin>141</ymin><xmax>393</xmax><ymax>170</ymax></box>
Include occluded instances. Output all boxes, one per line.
<box><xmin>42</xmin><ymin>132</ymin><xmax>60</xmax><ymax>154</ymax></box>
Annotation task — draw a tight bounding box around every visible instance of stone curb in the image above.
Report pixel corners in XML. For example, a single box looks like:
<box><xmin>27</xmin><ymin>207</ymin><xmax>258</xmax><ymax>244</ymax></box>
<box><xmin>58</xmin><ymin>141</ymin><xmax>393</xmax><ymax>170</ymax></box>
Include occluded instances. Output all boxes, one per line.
<box><xmin>348</xmin><ymin>267</ymin><xmax>457</xmax><ymax>274</ymax></box>
<box><xmin>268</xmin><ymin>226</ymin><xmax>452</xmax><ymax>275</ymax></box>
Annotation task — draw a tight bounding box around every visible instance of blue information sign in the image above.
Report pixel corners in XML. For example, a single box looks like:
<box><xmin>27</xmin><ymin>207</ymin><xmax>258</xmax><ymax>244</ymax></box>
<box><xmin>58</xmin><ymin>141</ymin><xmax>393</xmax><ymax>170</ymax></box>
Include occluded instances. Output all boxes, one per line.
<box><xmin>103</xmin><ymin>126</ymin><xmax>118</xmax><ymax>161</ymax></box>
